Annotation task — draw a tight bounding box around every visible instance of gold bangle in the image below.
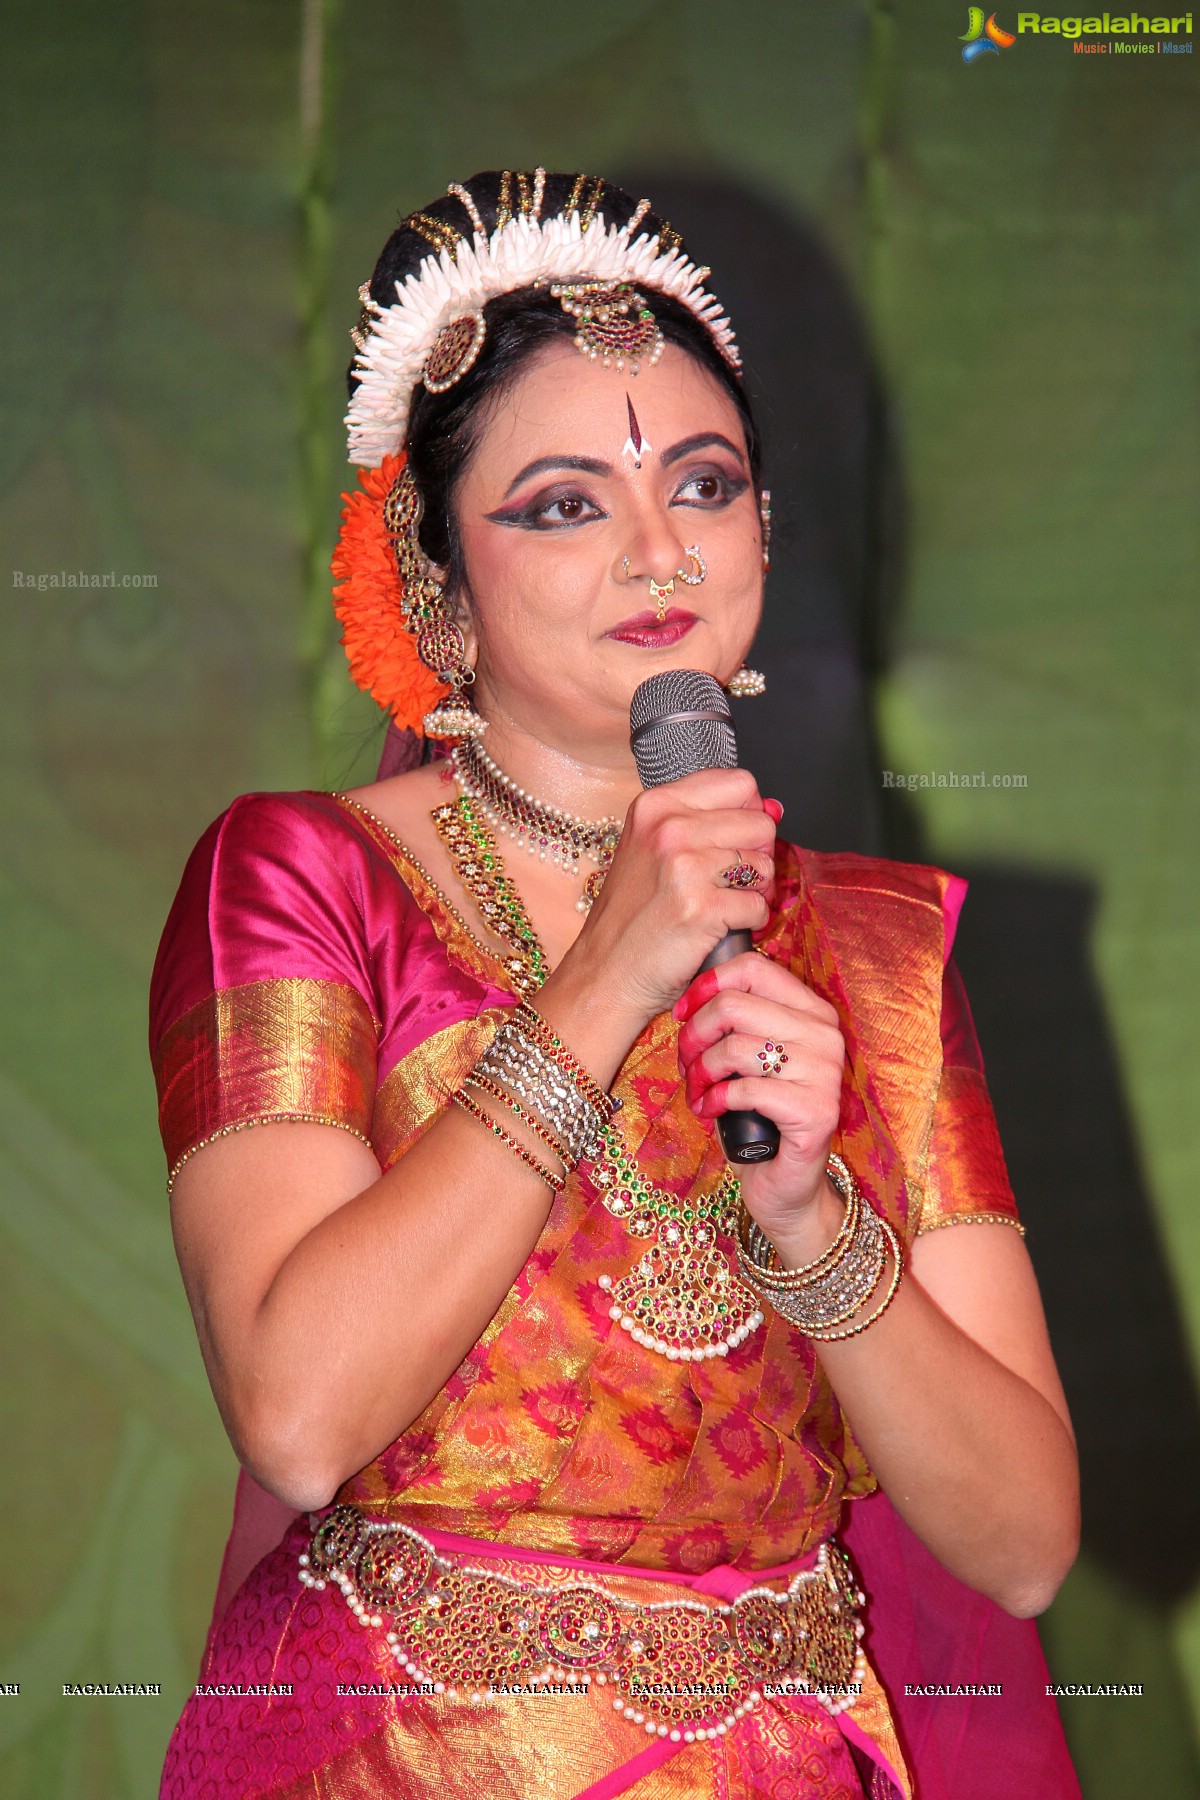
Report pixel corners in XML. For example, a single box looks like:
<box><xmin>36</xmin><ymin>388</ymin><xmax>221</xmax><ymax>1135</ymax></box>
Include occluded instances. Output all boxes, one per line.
<box><xmin>738</xmin><ymin>1193</ymin><xmax>861</xmax><ymax>1292</ymax></box>
<box><xmin>736</xmin><ymin>1153</ymin><xmax>861</xmax><ymax>1290</ymax></box>
<box><xmin>452</xmin><ymin>1088</ymin><xmax>564</xmax><ymax>1192</ymax></box>
<box><xmin>738</xmin><ymin>1201</ymin><xmax>887</xmax><ymax>1332</ymax></box>
<box><xmin>805</xmin><ymin>1219</ymin><xmax>903</xmax><ymax>1341</ymax></box>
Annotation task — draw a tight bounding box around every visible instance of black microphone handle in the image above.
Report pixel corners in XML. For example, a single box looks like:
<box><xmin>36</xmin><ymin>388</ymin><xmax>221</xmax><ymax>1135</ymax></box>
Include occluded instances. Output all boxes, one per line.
<box><xmin>697</xmin><ymin>931</ymin><xmax>781</xmax><ymax>1164</ymax></box>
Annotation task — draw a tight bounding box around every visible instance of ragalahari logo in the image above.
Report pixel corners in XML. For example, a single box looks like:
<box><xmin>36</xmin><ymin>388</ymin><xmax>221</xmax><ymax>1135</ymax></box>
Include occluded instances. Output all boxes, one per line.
<box><xmin>961</xmin><ymin>7</ymin><xmax>1018</xmax><ymax>57</ymax></box>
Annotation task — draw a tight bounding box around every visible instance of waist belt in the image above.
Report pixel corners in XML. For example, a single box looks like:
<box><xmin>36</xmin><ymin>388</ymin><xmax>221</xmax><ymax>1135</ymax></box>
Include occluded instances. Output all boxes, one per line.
<box><xmin>300</xmin><ymin>1504</ymin><xmax>867</xmax><ymax>1740</ymax></box>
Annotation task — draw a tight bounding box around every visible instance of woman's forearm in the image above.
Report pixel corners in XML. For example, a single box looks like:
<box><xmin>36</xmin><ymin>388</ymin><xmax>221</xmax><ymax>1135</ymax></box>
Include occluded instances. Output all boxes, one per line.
<box><xmin>767</xmin><ymin>1190</ymin><xmax>1078</xmax><ymax>1615</ymax></box>
<box><xmin>821</xmin><ymin>1278</ymin><xmax>1078</xmax><ymax>1615</ymax></box>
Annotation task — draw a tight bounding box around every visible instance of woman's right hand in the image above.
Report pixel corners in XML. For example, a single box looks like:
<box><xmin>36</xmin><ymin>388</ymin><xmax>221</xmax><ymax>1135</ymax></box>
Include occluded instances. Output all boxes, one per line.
<box><xmin>550</xmin><ymin>768</ymin><xmax>777</xmax><ymax>1039</ymax></box>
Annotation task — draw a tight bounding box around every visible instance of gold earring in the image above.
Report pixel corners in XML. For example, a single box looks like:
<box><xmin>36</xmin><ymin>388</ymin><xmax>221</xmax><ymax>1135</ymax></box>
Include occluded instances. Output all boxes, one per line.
<box><xmin>383</xmin><ymin>467</ymin><xmax>487</xmax><ymax>740</ymax></box>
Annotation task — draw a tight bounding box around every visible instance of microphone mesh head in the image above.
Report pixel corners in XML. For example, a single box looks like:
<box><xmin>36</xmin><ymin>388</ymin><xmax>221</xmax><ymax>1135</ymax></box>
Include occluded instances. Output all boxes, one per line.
<box><xmin>629</xmin><ymin>670</ymin><xmax>737</xmax><ymax>788</ymax></box>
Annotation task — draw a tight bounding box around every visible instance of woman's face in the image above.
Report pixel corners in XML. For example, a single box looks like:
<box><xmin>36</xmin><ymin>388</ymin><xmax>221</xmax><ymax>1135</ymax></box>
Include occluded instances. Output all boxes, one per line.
<box><xmin>449</xmin><ymin>338</ymin><xmax>763</xmax><ymax>766</ymax></box>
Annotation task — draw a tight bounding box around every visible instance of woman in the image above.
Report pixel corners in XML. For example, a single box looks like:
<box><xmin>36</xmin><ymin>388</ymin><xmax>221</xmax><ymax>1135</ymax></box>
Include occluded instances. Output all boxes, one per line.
<box><xmin>151</xmin><ymin>169</ymin><xmax>1080</xmax><ymax>1798</ymax></box>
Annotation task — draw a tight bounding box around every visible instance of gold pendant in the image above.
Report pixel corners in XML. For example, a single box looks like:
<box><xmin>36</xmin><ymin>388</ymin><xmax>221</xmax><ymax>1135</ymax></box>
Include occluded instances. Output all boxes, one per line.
<box><xmin>591</xmin><ymin>1139</ymin><xmax>763</xmax><ymax>1362</ymax></box>
<box><xmin>599</xmin><ymin>1216</ymin><xmax>763</xmax><ymax>1362</ymax></box>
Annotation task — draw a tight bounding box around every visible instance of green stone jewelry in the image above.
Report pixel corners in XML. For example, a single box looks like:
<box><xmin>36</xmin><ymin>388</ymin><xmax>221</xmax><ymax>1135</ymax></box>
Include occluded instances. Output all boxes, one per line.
<box><xmin>431</xmin><ymin>790</ymin><xmax>763</xmax><ymax>1362</ymax></box>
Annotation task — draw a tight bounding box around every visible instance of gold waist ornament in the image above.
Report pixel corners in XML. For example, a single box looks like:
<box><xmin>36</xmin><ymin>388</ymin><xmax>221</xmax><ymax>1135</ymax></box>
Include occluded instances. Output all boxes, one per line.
<box><xmin>300</xmin><ymin>1505</ymin><xmax>867</xmax><ymax>1740</ymax></box>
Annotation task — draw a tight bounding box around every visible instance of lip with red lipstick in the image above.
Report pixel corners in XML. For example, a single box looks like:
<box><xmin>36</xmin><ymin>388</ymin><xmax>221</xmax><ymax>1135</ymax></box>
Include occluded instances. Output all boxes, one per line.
<box><xmin>606</xmin><ymin>607</ymin><xmax>698</xmax><ymax>648</ymax></box>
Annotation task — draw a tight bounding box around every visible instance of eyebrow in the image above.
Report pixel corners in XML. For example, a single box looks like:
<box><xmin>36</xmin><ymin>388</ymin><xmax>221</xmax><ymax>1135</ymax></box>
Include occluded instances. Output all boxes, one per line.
<box><xmin>659</xmin><ymin>432</ymin><xmax>746</xmax><ymax>469</ymax></box>
<box><xmin>500</xmin><ymin>455</ymin><xmax>611</xmax><ymax>500</ymax></box>
<box><xmin>498</xmin><ymin>432</ymin><xmax>747</xmax><ymax>501</ymax></box>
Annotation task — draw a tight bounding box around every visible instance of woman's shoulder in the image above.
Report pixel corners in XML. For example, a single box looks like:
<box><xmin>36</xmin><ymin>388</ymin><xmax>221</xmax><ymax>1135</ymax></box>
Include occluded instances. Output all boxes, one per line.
<box><xmin>174</xmin><ymin>786</ymin><xmax>428</xmax><ymax>903</ymax></box>
<box><xmin>151</xmin><ymin>790</ymin><xmax>409</xmax><ymax>1043</ymax></box>
<box><xmin>189</xmin><ymin>787</ymin><xmax>367</xmax><ymax>861</ymax></box>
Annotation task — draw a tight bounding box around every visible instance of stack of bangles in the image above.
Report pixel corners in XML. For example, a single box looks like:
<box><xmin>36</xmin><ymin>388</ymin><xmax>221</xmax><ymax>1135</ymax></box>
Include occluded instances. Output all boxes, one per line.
<box><xmin>452</xmin><ymin>998</ymin><xmax>618</xmax><ymax>1191</ymax></box>
<box><xmin>734</xmin><ymin>1154</ymin><xmax>903</xmax><ymax>1340</ymax></box>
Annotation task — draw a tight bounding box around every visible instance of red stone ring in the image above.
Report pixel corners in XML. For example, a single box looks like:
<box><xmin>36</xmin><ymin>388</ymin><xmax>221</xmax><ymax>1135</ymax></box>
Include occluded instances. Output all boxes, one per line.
<box><xmin>721</xmin><ymin>860</ymin><xmax>762</xmax><ymax>890</ymax></box>
<box><xmin>756</xmin><ymin>1040</ymin><xmax>789</xmax><ymax>1076</ymax></box>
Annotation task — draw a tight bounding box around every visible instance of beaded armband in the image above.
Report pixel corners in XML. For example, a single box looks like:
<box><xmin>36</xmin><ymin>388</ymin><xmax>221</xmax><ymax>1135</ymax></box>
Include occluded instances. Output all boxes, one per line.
<box><xmin>452</xmin><ymin>1087</ymin><xmax>565</xmax><ymax>1192</ymax></box>
<box><xmin>511</xmin><ymin>999</ymin><xmax>618</xmax><ymax>1124</ymax></box>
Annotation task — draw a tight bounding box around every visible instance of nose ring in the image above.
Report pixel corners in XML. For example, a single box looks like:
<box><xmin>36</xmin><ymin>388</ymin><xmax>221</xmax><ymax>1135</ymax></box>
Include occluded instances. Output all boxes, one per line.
<box><xmin>647</xmin><ymin>576</ymin><xmax>676</xmax><ymax>622</ymax></box>
<box><xmin>631</xmin><ymin>547</ymin><xmax>708</xmax><ymax>621</ymax></box>
<box><xmin>676</xmin><ymin>546</ymin><xmax>706</xmax><ymax>587</ymax></box>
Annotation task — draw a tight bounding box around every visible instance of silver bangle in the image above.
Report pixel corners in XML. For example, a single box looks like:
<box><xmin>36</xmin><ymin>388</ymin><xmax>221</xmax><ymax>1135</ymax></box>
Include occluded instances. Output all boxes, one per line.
<box><xmin>475</xmin><ymin>1022</ymin><xmax>604</xmax><ymax>1165</ymax></box>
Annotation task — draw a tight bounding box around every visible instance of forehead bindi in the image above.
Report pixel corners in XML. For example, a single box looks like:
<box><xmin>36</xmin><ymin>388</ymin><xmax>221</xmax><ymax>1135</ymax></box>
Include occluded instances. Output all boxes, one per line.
<box><xmin>471</xmin><ymin>345</ymin><xmax>744</xmax><ymax>494</ymax></box>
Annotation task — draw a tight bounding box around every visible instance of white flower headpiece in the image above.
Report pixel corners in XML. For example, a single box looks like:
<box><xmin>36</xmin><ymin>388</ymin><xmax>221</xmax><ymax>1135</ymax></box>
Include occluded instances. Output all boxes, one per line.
<box><xmin>345</xmin><ymin>182</ymin><xmax>742</xmax><ymax>468</ymax></box>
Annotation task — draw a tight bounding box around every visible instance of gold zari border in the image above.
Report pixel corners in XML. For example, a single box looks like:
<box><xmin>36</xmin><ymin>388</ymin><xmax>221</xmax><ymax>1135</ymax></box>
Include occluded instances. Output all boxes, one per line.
<box><xmin>155</xmin><ymin>976</ymin><xmax>378</xmax><ymax>1188</ymax></box>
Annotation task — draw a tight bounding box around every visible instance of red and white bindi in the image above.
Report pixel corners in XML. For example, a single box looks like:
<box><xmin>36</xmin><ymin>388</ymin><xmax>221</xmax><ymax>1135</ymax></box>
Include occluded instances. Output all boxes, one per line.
<box><xmin>622</xmin><ymin>394</ymin><xmax>651</xmax><ymax>467</ymax></box>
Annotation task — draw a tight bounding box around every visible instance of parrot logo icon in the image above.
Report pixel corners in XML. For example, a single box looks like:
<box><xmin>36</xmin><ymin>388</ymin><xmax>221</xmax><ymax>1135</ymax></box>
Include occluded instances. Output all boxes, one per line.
<box><xmin>961</xmin><ymin>8</ymin><xmax>1017</xmax><ymax>59</ymax></box>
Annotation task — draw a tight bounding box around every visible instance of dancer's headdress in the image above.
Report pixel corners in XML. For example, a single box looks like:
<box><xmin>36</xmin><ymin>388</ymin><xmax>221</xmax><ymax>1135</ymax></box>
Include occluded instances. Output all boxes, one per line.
<box><xmin>332</xmin><ymin>169</ymin><xmax>742</xmax><ymax>741</ymax></box>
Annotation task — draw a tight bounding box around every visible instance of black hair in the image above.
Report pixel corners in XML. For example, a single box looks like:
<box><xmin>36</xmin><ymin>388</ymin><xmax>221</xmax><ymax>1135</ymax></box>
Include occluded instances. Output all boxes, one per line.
<box><xmin>347</xmin><ymin>170</ymin><xmax>762</xmax><ymax>599</ymax></box>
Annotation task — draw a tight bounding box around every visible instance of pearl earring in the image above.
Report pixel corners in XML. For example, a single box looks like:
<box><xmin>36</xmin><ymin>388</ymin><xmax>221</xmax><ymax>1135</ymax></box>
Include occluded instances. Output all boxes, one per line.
<box><xmin>727</xmin><ymin>666</ymin><xmax>766</xmax><ymax>698</ymax></box>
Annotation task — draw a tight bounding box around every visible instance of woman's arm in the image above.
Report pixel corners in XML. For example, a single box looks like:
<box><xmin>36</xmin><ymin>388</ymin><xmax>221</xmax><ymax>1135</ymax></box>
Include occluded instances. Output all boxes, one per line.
<box><xmin>168</xmin><ymin>769</ymin><xmax>774</xmax><ymax>1512</ymax></box>
<box><xmin>678</xmin><ymin>954</ymin><xmax>1080</xmax><ymax>1619</ymax></box>
<box><xmin>805</xmin><ymin>1200</ymin><xmax>1076</xmax><ymax>1617</ymax></box>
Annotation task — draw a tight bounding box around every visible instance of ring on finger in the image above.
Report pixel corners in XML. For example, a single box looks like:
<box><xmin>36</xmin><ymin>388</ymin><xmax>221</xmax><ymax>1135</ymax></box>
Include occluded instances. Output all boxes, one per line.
<box><xmin>756</xmin><ymin>1039</ymin><xmax>789</xmax><ymax>1076</ymax></box>
<box><xmin>721</xmin><ymin>857</ymin><xmax>763</xmax><ymax>890</ymax></box>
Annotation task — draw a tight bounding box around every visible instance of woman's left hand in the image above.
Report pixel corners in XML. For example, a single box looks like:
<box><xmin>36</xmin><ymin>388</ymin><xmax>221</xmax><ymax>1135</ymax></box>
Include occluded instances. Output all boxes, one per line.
<box><xmin>674</xmin><ymin>951</ymin><xmax>846</xmax><ymax>1246</ymax></box>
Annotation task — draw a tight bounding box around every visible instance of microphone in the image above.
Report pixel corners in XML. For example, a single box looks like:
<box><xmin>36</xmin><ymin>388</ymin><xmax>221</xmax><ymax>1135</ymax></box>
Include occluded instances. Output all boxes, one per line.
<box><xmin>630</xmin><ymin>670</ymin><xmax>781</xmax><ymax>1165</ymax></box>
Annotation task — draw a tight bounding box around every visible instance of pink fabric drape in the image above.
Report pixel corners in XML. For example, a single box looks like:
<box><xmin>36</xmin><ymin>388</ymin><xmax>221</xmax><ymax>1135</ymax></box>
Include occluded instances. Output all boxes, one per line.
<box><xmin>843</xmin><ymin>1493</ymin><xmax>1080</xmax><ymax>1799</ymax></box>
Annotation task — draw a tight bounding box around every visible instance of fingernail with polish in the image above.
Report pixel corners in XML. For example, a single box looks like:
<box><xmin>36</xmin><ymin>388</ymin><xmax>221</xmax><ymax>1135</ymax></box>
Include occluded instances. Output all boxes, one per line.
<box><xmin>692</xmin><ymin>969</ymin><xmax>721</xmax><ymax>1010</ymax></box>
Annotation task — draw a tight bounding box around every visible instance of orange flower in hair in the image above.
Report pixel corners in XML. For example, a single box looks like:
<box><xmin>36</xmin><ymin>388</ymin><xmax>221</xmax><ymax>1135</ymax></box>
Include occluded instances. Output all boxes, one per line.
<box><xmin>331</xmin><ymin>452</ymin><xmax>449</xmax><ymax>733</ymax></box>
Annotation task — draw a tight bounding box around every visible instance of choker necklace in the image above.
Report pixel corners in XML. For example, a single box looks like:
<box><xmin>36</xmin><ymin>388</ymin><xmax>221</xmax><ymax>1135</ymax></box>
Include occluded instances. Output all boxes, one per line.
<box><xmin>429</xmin><ymin>793</ymin><xmax>763</xmax><ymax>1361</ymax></box>
<box><xmin>451</xmin><ymin>738</ymin><xmax>623</xmax><ymax>911</ymax></box>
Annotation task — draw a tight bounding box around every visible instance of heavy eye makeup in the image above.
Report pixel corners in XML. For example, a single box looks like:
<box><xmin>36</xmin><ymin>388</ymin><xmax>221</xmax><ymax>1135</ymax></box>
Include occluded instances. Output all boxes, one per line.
<box><xmin>485</xmin><ymin>464</ymin><xmax>750</xmax><ymax>532</ymax></box>
<box><xmin>484</xmin><ymin>485</ymin><xmax>607</xmax><ymax>531</ymax></box>
<box><xmin>672</xmin><ymin>464</ymin><xmax>750</xmax><ymax>508</ymax></box>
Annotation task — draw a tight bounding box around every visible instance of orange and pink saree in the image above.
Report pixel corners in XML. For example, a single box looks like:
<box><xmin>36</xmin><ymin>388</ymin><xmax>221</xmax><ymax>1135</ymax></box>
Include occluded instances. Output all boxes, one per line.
<box><xmin>150</xmin><ymin>791</ymin><xmax>1077</xmax><ymax>1798</ymax></box>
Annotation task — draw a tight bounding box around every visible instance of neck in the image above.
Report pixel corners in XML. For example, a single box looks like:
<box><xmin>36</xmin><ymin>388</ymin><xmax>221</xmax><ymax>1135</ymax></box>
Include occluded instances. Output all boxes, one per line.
<box><xmin>471</xmin><ymin>705</ymin><xmax>643</xmax><ymax>822</ymax></box>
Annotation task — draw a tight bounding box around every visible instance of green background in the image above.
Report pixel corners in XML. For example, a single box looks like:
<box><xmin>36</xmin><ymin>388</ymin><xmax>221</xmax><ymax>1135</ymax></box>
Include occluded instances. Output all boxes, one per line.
<box><xmin>1</xmin><ymin>2</ymin><xmax>1196</xmax><ymax>1793</ymax></box>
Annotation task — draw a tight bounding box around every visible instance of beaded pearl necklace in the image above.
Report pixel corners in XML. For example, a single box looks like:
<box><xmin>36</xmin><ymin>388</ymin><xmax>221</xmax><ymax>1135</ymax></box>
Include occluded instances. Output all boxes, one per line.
<box><xmin>451</xmin><ymin>737</ymin><xmax>622</xmax><ymax>911</ymax></box>
<box><xmin>429</xmin><ymin>791</ymin><xmax>763</xmax><ymax>1361</ymax></box>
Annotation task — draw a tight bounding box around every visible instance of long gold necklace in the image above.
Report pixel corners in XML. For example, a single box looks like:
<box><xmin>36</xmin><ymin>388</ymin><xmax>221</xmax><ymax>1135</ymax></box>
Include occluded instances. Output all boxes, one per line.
<box><xmin>431</xmin><ymin>790</ymin><xmax>764</xmax><ymax>1362</ymax></box>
